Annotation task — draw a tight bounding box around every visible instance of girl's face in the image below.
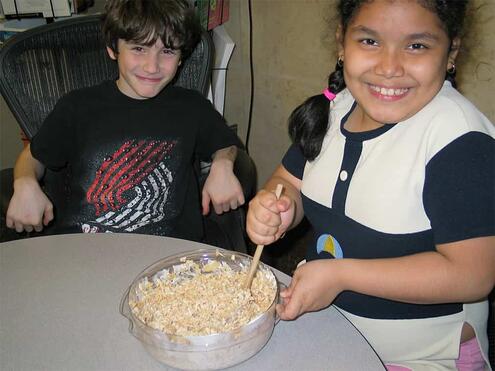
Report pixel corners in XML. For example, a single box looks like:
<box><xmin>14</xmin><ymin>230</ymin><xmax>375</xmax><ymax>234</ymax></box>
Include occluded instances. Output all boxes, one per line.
<box><xmin>338</xmin><ymin>0</ymin><xmax>459</xmax><ymax>130</ymax></box>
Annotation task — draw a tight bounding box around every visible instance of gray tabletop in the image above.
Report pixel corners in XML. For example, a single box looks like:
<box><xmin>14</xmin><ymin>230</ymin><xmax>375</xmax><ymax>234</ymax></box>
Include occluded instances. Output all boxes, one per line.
<box><xmin>0</xmin><ymin>233</ymin><xmax>385</xmax><ymax>371</ymax></box>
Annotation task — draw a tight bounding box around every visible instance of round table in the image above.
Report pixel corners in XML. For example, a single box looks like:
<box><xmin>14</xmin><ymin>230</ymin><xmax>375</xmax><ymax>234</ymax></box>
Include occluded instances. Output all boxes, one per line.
<box><xmin>0</xmin><ymin>233</ymin><xmax>385</xmax><ymax>370</ymax></box>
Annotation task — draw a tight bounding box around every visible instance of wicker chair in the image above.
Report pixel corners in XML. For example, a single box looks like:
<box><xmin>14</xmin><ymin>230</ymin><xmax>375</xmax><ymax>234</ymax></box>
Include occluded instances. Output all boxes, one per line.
<box><xmin>0</xmin><ymin>14</ymin><xmax>256</xmax><ymax>251</ymax></box>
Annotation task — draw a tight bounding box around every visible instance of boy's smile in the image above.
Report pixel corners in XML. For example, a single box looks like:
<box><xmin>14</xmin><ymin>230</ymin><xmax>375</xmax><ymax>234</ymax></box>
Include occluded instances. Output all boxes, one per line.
<box><xmin>107</xmin><ymin>39</ymin><xmax>182</xmax><ymax>100</ymax></box>
<box><xmin>338</xmin><ymin>0</ymin><xmax>459</xmax><ymax>132</ymax></box>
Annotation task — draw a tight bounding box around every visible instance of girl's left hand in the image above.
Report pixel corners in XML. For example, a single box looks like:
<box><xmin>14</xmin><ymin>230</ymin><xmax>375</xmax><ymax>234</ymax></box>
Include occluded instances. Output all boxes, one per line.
<box><xmin>277</xmin><ymin>259</ymin><xmax>342</xmax><ymax>320</ymax></box>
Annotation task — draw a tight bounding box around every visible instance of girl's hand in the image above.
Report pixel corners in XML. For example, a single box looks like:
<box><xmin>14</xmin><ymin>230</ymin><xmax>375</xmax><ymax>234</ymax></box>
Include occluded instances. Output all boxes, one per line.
<box><xmin>277</xmin><ymin>259</ymin><xmax>342</xmax><ymax>320</ymax></box>
<box><xmin>246</xmin><ymin>189</ymin><xmax>295</xmax><ymax>245</ymax></box>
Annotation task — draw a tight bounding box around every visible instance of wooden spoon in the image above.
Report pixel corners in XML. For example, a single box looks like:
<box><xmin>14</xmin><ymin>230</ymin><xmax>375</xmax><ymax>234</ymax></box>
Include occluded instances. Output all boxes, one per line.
<box><xmin>244</xmin><ymin>183</ymin><xmax>284</xmax><ymax>289</ymax></box>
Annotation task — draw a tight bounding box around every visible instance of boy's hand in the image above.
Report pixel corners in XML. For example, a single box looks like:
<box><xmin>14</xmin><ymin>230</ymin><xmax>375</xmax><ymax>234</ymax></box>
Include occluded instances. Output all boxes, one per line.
<box><xmin>6</xmin><ymin>177</ymin><xmax>54</xmax><ymax>233</ymax></box>
<box><xmin>246</xmin><ymin>189</ymin><xmax>295</xmax><ymax>245</ymax></box>
<box><xmin>277</xmin><ymin>259</ymin><xmax>341</xmax><ymax>320</ymax></box>
<box><xmin>201</xmin><ymin>157</ymin><xmax>245</xmax><ymax>215</ymax></box>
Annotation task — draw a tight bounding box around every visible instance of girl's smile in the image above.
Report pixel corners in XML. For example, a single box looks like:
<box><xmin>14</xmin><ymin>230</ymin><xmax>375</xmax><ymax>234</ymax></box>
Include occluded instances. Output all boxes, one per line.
<box><xmin>338</xmin><ymin>0</ymin><xmax>460</xmax><ymax>132</ymax></box>
<box><xmin>368</xmin><ymin>84</ymin><xmax>410</xmax><ymax>101</ymax></box>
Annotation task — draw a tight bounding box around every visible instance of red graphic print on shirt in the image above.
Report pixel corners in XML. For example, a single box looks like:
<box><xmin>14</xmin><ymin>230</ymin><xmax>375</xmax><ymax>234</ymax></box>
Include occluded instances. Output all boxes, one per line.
<box><xmin>83</xmin><ymin>139</ymin><xmax>176</xmax><ymax>233</ymax></box>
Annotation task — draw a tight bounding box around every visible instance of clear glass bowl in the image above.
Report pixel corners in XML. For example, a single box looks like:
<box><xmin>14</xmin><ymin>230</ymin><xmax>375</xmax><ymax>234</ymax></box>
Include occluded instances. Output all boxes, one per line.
<box><xmin>120</xmin><ymin>248</ymin><xmax>281</xmax><ymax>370</ymax></box>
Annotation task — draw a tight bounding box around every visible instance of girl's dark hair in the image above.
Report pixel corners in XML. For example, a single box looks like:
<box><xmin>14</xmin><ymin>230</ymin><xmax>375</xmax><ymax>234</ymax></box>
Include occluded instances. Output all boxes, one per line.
<box><xmin>102</xmin><ymin>0</ymin><xmax>201</xmax><ymax>59</ymax></box>
<box><xmin>289</xmin><ymin>0</ymin><xmax>469</xmax><ymax>161</ymax></box>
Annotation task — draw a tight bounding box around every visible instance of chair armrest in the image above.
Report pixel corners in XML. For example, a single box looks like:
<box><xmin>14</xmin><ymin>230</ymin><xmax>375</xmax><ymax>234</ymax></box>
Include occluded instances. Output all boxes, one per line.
<box><xmin>0</xmin><ymin>167</ymin><xmax>22</xmax><ymax>242</ymax></box>
<box><xmin>0</xmin><ymin>168</ymin><xmax>13</xmax><ymax>215</ymax></box>
<box><xmin>203</xmin><ymin>207</ymin><xmax>248</xmax><ymax>254</ymax></box>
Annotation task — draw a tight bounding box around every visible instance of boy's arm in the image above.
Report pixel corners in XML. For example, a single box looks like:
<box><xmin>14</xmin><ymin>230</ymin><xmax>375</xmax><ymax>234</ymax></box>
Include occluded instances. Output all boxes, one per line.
<box><xmin>6</xmin><ymin>144</ymin><xmax>54</xmax><ymax>233</ymax></box>
<box><xmin>201</xmin><ymin>145</ymin><xmax>245</xmax><ymax>215</ymax></box>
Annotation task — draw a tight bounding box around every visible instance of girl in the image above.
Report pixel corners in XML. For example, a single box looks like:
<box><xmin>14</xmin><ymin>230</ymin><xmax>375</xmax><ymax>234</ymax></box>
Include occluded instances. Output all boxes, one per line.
<box><xmin>246</xmin><ymin>0</ymin><xmax>495</xmax><ymax>370</ymax></box>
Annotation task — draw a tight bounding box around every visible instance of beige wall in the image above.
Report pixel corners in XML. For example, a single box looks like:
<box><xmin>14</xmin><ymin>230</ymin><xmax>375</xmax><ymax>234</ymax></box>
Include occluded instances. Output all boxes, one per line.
<box><xmin>1</xmin><ymin>0</ymin><xmax>494</xmax><ymax>187</ymax></box>
<box><xmin>224</xmin><ymin>0</ymin><xmax>337</xmax><ymax>186</ymax></box>
<box><xmin>224</xmin><ymin>0</ymin><xmax>495</xmax><ymax>187</ymax></box>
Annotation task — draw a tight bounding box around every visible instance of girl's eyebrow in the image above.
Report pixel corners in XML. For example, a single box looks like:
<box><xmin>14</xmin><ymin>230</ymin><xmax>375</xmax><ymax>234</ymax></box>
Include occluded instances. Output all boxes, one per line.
<box><xmin>349</xmin><ymin>25</ymin><xmax>441</xmax><ymax>42</ymax></box>
<box><xmin>406</xmin><ymin>32</ymin><xmax>441</xmax><ymax>42</ymax></box>
<box><xmin>348</xmin><ymin>25</ymin><xmax>378</xmax><ymax>36</ymax></box>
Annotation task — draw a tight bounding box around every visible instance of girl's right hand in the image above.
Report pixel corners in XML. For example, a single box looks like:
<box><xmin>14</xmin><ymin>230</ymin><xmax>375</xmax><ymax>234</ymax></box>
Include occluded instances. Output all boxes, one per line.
<box><xmin>246</xmin><ymin>188</ymin><xmax>295</xmax><ymax>245</ymax></box>
<box><xmin>6</xmin><ymin>177</ymin><xmax>54</xmax><ymax>233</ymax></box>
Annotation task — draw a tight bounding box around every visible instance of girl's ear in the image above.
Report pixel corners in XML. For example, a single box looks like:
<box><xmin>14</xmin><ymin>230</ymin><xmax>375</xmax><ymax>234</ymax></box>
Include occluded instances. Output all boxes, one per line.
<box><xmin>335</xmin><ymin>24</ymin><xmax>345</xmax><ymax>58</ymax></box>
<box><xmin>106</xmin><ymin>46</ymin><xmax>117</xmax><ymax>61</ymax></box>
<box><xmin>447</xmin><ymin>37</ymin><xmax>461</xmax><ymax>67</ymax></box>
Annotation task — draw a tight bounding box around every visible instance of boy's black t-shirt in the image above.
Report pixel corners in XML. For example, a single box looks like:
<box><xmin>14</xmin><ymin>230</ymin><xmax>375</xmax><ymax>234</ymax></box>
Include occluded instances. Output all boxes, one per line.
<box><xmin>31</xmin><ymin>80</ymin><xmax>242</xmax><ymax>240</ymax></box>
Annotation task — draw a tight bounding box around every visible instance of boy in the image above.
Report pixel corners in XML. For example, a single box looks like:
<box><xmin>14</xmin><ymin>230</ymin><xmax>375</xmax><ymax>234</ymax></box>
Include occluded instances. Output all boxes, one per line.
<box><xmin>6</xmin><ymin>0</ymin><xmax>245</xmax><ymax>242</ymax></box>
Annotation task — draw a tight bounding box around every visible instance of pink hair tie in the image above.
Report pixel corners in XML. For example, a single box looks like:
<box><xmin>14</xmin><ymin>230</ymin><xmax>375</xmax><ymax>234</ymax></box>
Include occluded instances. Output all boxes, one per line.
<box><xmin>323</xmin><ymin>88</ymin><xmax>336</xmax><ymax>101</ymax></box>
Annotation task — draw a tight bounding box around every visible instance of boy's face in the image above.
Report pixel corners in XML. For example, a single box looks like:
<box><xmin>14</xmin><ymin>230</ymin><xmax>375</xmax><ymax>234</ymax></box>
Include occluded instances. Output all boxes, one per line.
<box><xmin>107</xmin><ymin>38</ymin><xmax>182</xmax><ymax>100</ymax></box>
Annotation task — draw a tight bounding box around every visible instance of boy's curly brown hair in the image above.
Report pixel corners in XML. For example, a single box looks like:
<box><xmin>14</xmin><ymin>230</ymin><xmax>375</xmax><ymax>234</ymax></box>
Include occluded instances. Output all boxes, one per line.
<box><xmin>102</xmin><ymin>0</ymin><xmax>202</xmax><ymax>59</ymax></box>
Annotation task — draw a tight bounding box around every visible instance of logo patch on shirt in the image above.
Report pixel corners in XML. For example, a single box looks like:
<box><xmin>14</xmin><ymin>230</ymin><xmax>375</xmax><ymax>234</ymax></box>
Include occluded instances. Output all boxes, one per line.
<box><xmin>316</xmin><ymin>234</ymin><xmax>344</xmax><ymax>259</ymax></box>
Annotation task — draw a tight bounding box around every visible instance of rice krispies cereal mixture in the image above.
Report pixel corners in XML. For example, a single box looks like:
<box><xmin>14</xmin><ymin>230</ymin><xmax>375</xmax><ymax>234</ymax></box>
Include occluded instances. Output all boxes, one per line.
<box><xmin>129</xmin><ymin>256</ymin><xmax>277</xmax><ymax>336</ymax></box>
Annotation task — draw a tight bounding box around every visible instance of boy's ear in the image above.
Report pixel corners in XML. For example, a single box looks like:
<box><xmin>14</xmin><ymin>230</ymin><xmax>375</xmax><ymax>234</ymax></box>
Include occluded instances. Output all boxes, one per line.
<box><xmin>106</xmin><ymin>46</ymin><xmax>117</xmax><ymax>60</ymax></box>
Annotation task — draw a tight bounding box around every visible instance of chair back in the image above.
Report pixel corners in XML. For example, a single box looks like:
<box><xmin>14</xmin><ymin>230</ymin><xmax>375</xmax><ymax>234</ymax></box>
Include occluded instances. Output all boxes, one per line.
<box><xmin>0</xmin><ymin>14</ymin><xmax>213</xmax><ymax>140</ymax></box>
